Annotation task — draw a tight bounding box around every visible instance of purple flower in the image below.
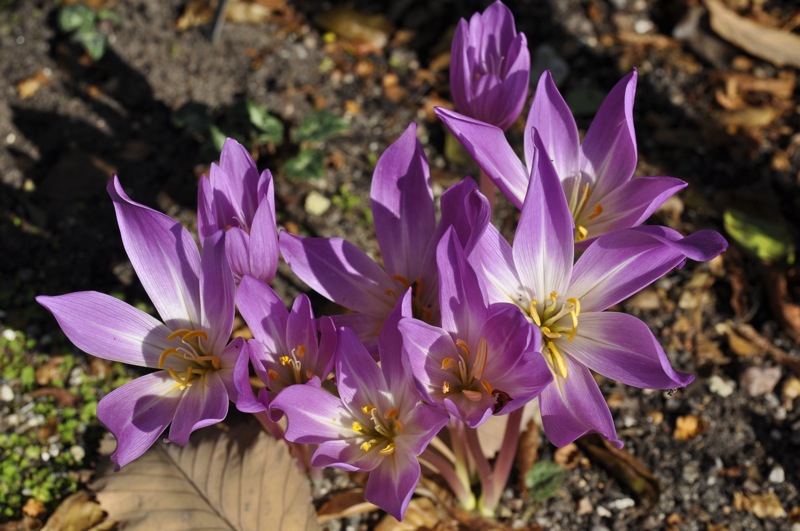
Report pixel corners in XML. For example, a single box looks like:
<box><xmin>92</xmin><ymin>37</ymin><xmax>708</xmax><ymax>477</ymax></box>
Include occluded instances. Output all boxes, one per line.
<box><xmin>233</xmin><ymin>275</ymin><xmax>336</xmax><ymax>418</ymax></box>
<box><xmin>271</xmin><ymin>297</ymin><xmax>449</xmax><ymax>521</ymax></box>
<box><xmin>280</xmin><ymin>123</ymin><xmax>489</xmax><ymax>350</ymax></box>
<box><xmin>400</xmin><ymin>228</ymin><xmax>551</xmax><ymax>427</ymax></box>
<box><xmin>468</xmin><ymin>132</ymin><xmax>727</xmax><ymax>448</ymax></box>
<box><xmin>198</xmin><ymin>138</ymin><xmax>279</xmax><ymax>283</ymax></box>
<box><xmin>437</xmin><ymin>70</ymin><xmax>686</xmax><ymax>246</ymax></box>
<box><xmin>450</xmin><ymin>0</ymin><xmax>530</xmax><ymax>131</ymax></box>
<box><xmin>37</xmin><ymin>177</ymin><xmax>242</xmax><ymax>468</ymax></box>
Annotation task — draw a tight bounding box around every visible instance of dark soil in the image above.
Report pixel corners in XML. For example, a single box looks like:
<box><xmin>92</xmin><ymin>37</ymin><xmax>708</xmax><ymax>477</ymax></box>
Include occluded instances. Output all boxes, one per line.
<box><xmin>1</xmin><ymin>0</ymin><xmax>799</xmax><ymax>529</ymax></box>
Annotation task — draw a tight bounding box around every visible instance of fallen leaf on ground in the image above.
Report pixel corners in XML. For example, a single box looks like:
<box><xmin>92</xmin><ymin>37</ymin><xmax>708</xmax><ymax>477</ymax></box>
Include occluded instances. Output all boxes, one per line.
<box><xmin>91</xmin><ymin>415</ymin><xmax>319</xmax><ymax>530</ymax></box>
<box><xmin>42</xmin><ymin>491</ymin><xmax>105</xmax><ymax>531</ymax></box>
<box><xmin>375</xmin><ymin>497</ymin><xmax>445</xmax><ymax>531</ymax></box>
<box><xmin>226</xmin><ymin>1</ymin><xmax>271</xmax><ymax>24</ymax></box>
<box><xmin>175</xmin><ymin>0</ymin><xmax>214</xmax><ymax>31</ymax></box>
<box><xmin>765</xmin><ymin>264</ymin><xmax>800</xmax><ymax>344</ymax></box>
<box><xmin>740</xmin><ymin>365</ymin><xmax>782</xmax><ymax>397</ymax></box>
<box><xmin>576</xmin><ymin>435</ymin><xmax>659</xmax><ymax>506</ymax></box>
<box><xmin>705</xmin><ymin>0</ymin><xmax>800</xmax><ymax>67</ymax></box>
<box><xmin>673</xmin><ymin>415</ymin><xmax>707</xmax><ymax>440</ymax></box>
<box><xmin>314</xmin><ymin>8</ymin><xmax>393</xmax><ymax>52</ymax></box>
<box><xmin>317</xmin><ymin>489</ymin><xmax>378</xmax><ymax>524</ymax></box>
<box><xmin>22</xmin><ymin>499</ymin><xmax>46</xmax><ymax>518</ymax></box>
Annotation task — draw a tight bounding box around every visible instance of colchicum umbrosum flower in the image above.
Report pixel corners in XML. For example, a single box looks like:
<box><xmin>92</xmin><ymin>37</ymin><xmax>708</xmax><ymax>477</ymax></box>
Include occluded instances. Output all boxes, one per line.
<box><xmin>468</xmin><ymin>132</ymin><xmax>728</xmax><ymax>448</ymax></box>
<box><xmin>437</xmin><ymin>70</ymin><xmax>687</xmax><ymax>246</ymax></box>
<box><xmin>38</xmin><ymin>177</ymin><xmax>243</xmax><ymax>468</ymax></box>
<box><xmin>271</xmin><ymin>296</ymin><xmax>449</xmax><ymax>520</ymax></box>
<box><xmin>198</xmin><ymin>137</ymin><xmax>279</xmax><ymax>283</ymax></box>
<box><xmin>233</xmin><ymin>275</ymin><xmax>336</xmax><ymax>417</ymax></box>
<box><xmin>449</xmin><ymin>0</ymin><xmax>530</xmax><ymax>131</ymax></box>
<box><xmin>280</xmin><ymin>123</ymin><xmax>489</xmax><ymax>350</ymax></box>
<box><xmin>400</xmin><ymin>228</ymin><xmax>551</xmax><ymax>428</ymax></box>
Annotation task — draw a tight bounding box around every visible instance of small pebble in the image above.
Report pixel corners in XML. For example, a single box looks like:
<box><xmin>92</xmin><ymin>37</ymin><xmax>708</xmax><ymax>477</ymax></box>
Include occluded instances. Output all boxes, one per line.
<box><xmin>769</xmin><ymin>465</ymin><xmax>785</xmax><ymax>483</ymax></box>
<box><xmin>304</xmin><ymin>191</ymin><xmax>331</xmax><ymax>216</ymax></box>
<box><xmin>0</xmin><ymin>383</ymin><xmax>14</xmax><ymax>402</ymax></box>
<box><xmin>609</xmin><ymin>498</ymin><xmax>635</xmax><ymax>510</ymax></box>
<box><xmin>596</xmin><ymin>505</ymin><xmax>612</xmax><ymax>518</ymax></box>
<box><xmin>70</xmin><ymin>445</ymin><xmax>86</xmax><ymax>462</ymax></box>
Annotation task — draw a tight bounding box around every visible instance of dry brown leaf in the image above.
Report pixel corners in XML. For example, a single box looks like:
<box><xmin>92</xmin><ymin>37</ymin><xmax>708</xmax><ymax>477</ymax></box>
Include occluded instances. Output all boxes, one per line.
<box><xmin>714</xmin><ymin>107</ymin><xmax>780</xmax><ymax>129</ymax></box>
<box><xmin>16</xmin><ymin>70</ymin><xmax>52</xmax><ymax>100</ymax></box>
<box><xmin>705</xmin><ymin>0</ymin><xmax>800</xmax><ymax>67</ymax></box>
<box><xmin>42</xmin><ymin>491</ymin><xmax>105</xmax><ymax>531</ymax></box>
<box><xmin>726</xmin><ymin>328</ymin><xmax>762</xmax><ymax>357</ymax></box>
<box><xmin>553</xmin><ymin>443</ymin><xmax>581</xmax><ymax>471</ymax></box>
<box><xmin>375</xmin><ymin>497</ymin><xmax>447</xmax><ymax>531</ymax></box>
<box><xmin>21</xmin><ymin>499</ymin><xmax>45</xmax><ymax>518</ymax></box>
<box><xmin>673</xmin><ymin>415</ymin><xmax>707</xmax><ymax>440</ymax></box>
<box><xmin>576</xmin><ymin>435</ymin><xmax>660</xmax><ymax>506</ymax></box>
<box><xmin>314</xmin><ymin>8</ymin><xmax>393</xmax><ymax>52</ymax></box>
<box><xmin>176</xmin><ymin>0</ymin><xmax>214</xmax><ymax>31</ymax></box>
<box><xmin>316</xmin><ymin>488</ymin><xmax>377</xmax><ymax>523</ymax></box>
<box><xmin>226</xmin><ymin>1</ymin><xmax>272</xmax><ymax>24</ymax></box>
<box><xmin>734</xmin><ymin>492</ymin><xmax>786</xmax><ymax>519</ymax></box>
<box><xmin>91</xmin><ymin>416</ymin><xmax>319</xmax><ymax>530</ymax></box>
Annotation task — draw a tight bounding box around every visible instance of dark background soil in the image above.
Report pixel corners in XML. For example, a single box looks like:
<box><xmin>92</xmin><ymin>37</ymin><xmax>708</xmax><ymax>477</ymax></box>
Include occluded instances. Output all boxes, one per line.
<box><xmin>1</xmin><ymin>0</ymin><xmax>799</xmax><ymax>529</ymax></box>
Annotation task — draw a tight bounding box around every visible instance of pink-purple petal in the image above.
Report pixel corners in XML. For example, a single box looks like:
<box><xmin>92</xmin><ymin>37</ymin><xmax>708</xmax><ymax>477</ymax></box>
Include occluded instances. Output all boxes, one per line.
<box><xmin>525</xmin><ymin>70</ymin><xmax>580</xmax><ymax>177</ymax></box>
<box><xmin>539</xmin><ymin>356</ymin><xmax>622</xmax><ymax>448</ymax></box>
<box><xmin>271</xmin><ymin>384</ymin><xmax>352</xmax><ymax>443</ymax></box>
<box><xmin>365</xmin><ymin>453</ymin><xmax>421</xmax><ymax>521</ymax></box>
<box><xmin>97</xmin><ymin>371</ymin><xmax>182</xmax><ymax>468</ymax></box>
<box><xmin>566</xmin><ymin>312</ymin><xmax>694</xmax><ymax>389</ymax></box>
<box><xmin>200</xmin><ymin>232</ymin><xmax>235</xmax><ymax>354</ymax></box>
<box><xmin>166</xmin><ymin>372</ymin><xmax>229</xmax><ymax>445</ymax></box>
<box><xmin>335</xmin><ymin>327</ymin><xmax>388</xmax><ymax>407</ymax></box>
<box><xmin>435</xmin><ymin>108</ymin><xmax>528</xmax><ymax>207</ymax></box>
<box><xmin>236</xmin><ymin>276</ymin><xmax>288</xmax><ymax>352</ymax></box>
<box><xmin>223</xmin><ymin>227</ymin><xmax>251</xmax><ymax>282</ymax></box>
<box><xmin>279</xmin><ymin>231</ymin><xmax>396</xmax><ymax>315</ymax></box>
<box><xmin>371</xmin><ymin>123</ymin><xmax>435</xmax><ymax>282</ymax></box>
<box><xmin>469</xmin><ymin>223</ymin><xmax>523</xmax><ymax>306</ymax></box>
<box><xmin>36</xmin><ymin>292</ymin><xmax>173</xmax><ymax>368</ymax></box>
<box><xmin>513</xmin><ymin>133</ymin><xmax>574</xmax><ymax>300</ymax></box>
<box><xmin>248</xmin><ymin>198</ymin><xmax>279</xmax><ymax>283</ymax></box>
<box><xmin>437</xmin><ymin>228</ymin><xmax>487</xmax><ymax>343</ymax></box>
<box><xmin>108</xmin><ymin>176</ymin><xmax>202</xmax><ymax>331</ymax></box>
<box><xmin>580</xmin><ymin>70</ymin><xmax>638</xmax><ymax>197</ymax></box>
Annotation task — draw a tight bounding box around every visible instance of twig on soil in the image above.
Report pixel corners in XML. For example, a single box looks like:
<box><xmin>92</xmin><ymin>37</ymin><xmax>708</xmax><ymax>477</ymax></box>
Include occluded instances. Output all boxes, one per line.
<box><xmin>732</xmin><ymin>322</ymin><xmax>800</xmax><ymax>375</ymax></box>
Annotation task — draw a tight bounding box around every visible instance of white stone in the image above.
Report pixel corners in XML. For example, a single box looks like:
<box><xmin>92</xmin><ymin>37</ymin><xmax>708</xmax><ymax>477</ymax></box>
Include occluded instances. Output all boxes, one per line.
<box><xmin>769</xmin><ymin>465</ymin><xmax>785</xmax><ymax>483</ymax></box>
<box><xmin>0</xmin><ymin>384</ymin><xmax>14</xmax><ymax>402</ymax></box>
<box><xmin>596</xmin><ymin>505</ymin><xmax>612</xmax><ymax>518</ymax></box>
<box><xmin>304</xmin><ymin>191</ymin><xmax>331</xmax><ymax>216</ymax></box>
<box><xmin>609</xmin><ymin>497</ymin><xmax>636</xmax><ymax>510</ymax></box>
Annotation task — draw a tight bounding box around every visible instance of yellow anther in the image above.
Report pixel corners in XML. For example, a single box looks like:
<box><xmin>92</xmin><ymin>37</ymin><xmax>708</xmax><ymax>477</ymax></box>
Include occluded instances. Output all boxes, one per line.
<box><xmin>391</xmin><ymin>274</ymin><xmax>412</xmax><ymax>287</ymax></box>
<box><xmin>352</xmin><ymin>421</ymin><xmax>364</xmax><ymax>433</ymax></box>
<box><xmin>455</xmin><ymin>339</ymin><xmax>471</xmax><ymax>357</ymax></box>
<box><xmin>395</xmin><ymin>419</ymin><xmax>404</xmax><ymax>432</ymax></box>
<box><xmin>167</xmin><ymin>329</ymin><xmax>191</xmax><ymax>341</ymax></box>
<box><xmin>530</xmin><ymin>300</ymin><xmax>542</xmax><ymax>326</ymax></box>
<box><xmin>462</xmin><ymin>389</ymin><xmax>483</xmax><ymax>402</ymax></box>
<box><xmin>588</xmin><ymin>203</ymin><xmax>603</xmax><ymax>220</ymax></box>
<box><xmin>158</xmin><ymin>348</ymin><xmax>179</xmax><ymax>368</ymax></box>
<box><xmin>360</xmin><ymin>441</ymin><xmax>372</xmax><ymax>452</ymax></box>
<box><xmin>362</xmin><ymin>404</ymin><xmax>377</xmax><ymax>414</ymax></box>
<box><xmin>379</xmin><ymin>443</ymin><xmax>396</xmax><ymax>456</ymax></box>
<box><xmin>472</xmin><ymin>338</ymin><xmax>488</xmax><ymax>381</ymax></box>
<box><xmin>567</xmin><ymin>298</ymin><xmax>581</xmax><ymax>317</ymax></box>
<box><xmin>181</xmin><ymin>330</ymin><xmax>208</xmax><ymax>342</ymax></box>
<box><xmin>267</xmin><ymin>369</ymin><xmax>279</xmax><ymax>380</ymax></box>
<box><xmin>384</xmin><ymin>289</ymin><xmax>398</xmax><ymax>298</ymax></box>
<box><xmin>576</xmin><ymin>225</ymin><xmax>589</xmax><ymax>241</ymax></box>
<box><xmin>295</xmin><ymin>345</ymin><xmax>306</xmax><ymax>357</ymax></box>
<box><xmin>279</xmin><ymin>355</ymin><xmax>291</xmax><ymax>366</ymax></box>
<box><xmin>547</xmin><ymin>341</ymin><xmax>568</xmax><ymax>379</ymax></box>
<box><xmin>550</xmin><ymin>291</ymin><xmax>558</xmax><ymax>302</ymax></box>
<box><xmin>442</xmin><ymin>381</ymin><xmax>451</xmax><ymax>394</ymax></box>
<box><xmin>541</xmin><ymin>326</ymin><xmax>562</xmax><ymax>339</ymax></box>
<box><xmin>441</xmin><ymin>357</ymin><xmax>456</xmax><ymax>370</ymax></box>
<box><xmin>481</xmin><ymin>380</ymin><xmax>493</xmax><ymax>394</ymax></box>
<box><xmin>384</xmin><ymin>408</ymin><xmax>399</xmax><ymax>419</ymax></box>
<box><xmin>194</xmin><ymin>355</ymin><xmax>221</xmax><ymax>369</ymax></box>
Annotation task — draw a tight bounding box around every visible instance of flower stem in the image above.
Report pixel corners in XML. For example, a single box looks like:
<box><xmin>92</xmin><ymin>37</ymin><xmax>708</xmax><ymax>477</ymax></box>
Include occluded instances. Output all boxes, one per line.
<box><xmin>464</xmin><ymin>425</ymin><xmax>495</xmax><ymax>517</ymax></box>
<box><xmin>448</xmin><ymin>421</ymin><xmax>474</xmax><ymax>494</ymax></box>
<box><xmin>420</xmin><ymin>448</ymin><xmax>475</xmax><ymax>510</ymax></box>
<box><xmin>481</xmin><ymin>408</ymin><xmax>523</xmax><ymax>511</ymax></box>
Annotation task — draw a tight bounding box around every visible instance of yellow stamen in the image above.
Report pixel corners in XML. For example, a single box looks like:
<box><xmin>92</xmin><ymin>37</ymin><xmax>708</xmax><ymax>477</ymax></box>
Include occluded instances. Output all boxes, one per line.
<box><xmin>567</xmin><ymin>297</ymin><xmax>581</xmax><ymax>317</ymax></box>
<box><xmin>362</xmin><ymin>404</ymin><xmax>377</xmax><ymax>414</ymax></box>
<box><xmin>267</xmin><ymin>369</ymin><xmax>279</xmax><ymax>380</ymax></box>
<box><xmin>384</xmin><ymin>408</ymin><xmax>399</xmax><ymax>419</ymax></box>
<box><xmin>442</xmin><ymin>381</ymin><xmax>451</xmax><ymax>394</ymax></box>
<box><xmin>295</xmin><ymin>345</ymin><xmax>306</xmax><ymax>357</ymax></box>
<box><xmin>481</xmin><ymin>380</ymin><xmax>493</xmax><ymax>394</ymax></box>
<box><xmin>541</xmin><ymin>326</ymin><xmax>562</xmax><ymax>339</ymax></box>
<box><xmin>379</xmin><ymin>443</ymin><xmax>396</xmax><ymax>456</ymax></box>
<box><xmin>158</xmin><ymin>347</ymin><xmax>179</xmax><ymax>368</ymax></box>
<box><xmin>455</xmin><ymin>339</ymin><xmax>470</xmax><ymax>357</ymax></box>
<box><xmin>588</xmin><ymin>203</ymin><xmax>603</xmax><ymax>220</ymax></box>
<box><xmin>361</xmin><ymin>441</ymin><xmax>372</xmax><ymax>452</ymax></box>
<box><xmin>352</xmin><ymin>421</ymin><xmax>363</xmax><ymax>433</ymax></box>
<box><xmin>576</xmin><ymin>225</ymin><xmax>589</xmax><ymax>241</ymax></box>
<box><xmin>441</xmin><ymin>358</ymin><xmax>456</xmax><ymax>370</ymax></box>
<box><xmin>279</xmin><ymin>355</ymin><xmax>291</xmax><ymax>366</ymax></box>
<box><xmin>530</xmin><ymin>300</ymin><xmax>541</xmax><ymax>326</ymax></box>
<box><xmin>547</xmin><ymin>341</ymin><xmax>568</xmax><ymax>379</ymax></box>
<box><xmin>181</xmin><ymin>330</ymin><xmax>208</xmax><ymax>342</ymax></box>
<box><xmin>167</xmin><ymin>329</ymin><xmax>191</xmax><ymax>341</ymax></box>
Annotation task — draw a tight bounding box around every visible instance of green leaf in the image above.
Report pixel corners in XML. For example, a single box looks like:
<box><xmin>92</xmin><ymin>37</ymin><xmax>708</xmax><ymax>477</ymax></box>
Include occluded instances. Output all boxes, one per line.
<box><xmin>208</xmin><ymin>124</ymin><xmax>228</xmax><ymax>153</ymax></box>
<box><xmin>58</xmin><ymin>4</ymin><xmax>95</xmax><ymax>33</ymax></box>
<box><xmin>72</xmin><ymin>30</ymin><xmax>108</xmax><ymax>60</ymax></box>
<box><xmin>525</xmin><ymin>460</ymin><xmax>564</xmax><ymax>502</ymax></box>
<box><xmin>285</xmin><ymin>149</ymin><xmax>325</xmax><ymax>180</ymax></box>
<box><xmin>293</xmin><ymin>111</ymin><xmax>348</xmax><ymax>143</ymax></box>
<box><xmin>723</xmin><ymin>207</ymin><xmax>795</xmax><ymax>264</ymax></box>
<box><xmin>96</xmin><ymin>9</ymin><xmax>120</xmax><ymax>24</ymax></box>
<box><xmin>246</xmin><ymin>100</ymin><xmax>284</xmax><ymax>145</ymax></box>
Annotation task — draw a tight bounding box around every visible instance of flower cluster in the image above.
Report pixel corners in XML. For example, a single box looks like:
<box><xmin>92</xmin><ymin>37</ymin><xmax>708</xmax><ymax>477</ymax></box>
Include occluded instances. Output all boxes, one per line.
<box><xmin>37</xmin><ymin>1</ymin><xmax>727</xmax><ymax>522</ymax></box>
